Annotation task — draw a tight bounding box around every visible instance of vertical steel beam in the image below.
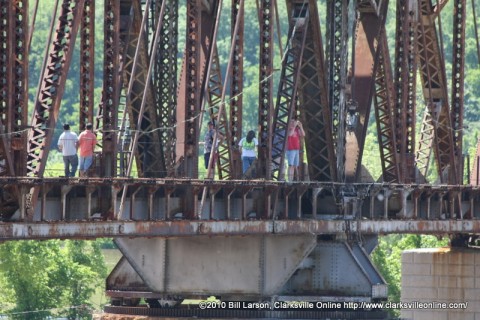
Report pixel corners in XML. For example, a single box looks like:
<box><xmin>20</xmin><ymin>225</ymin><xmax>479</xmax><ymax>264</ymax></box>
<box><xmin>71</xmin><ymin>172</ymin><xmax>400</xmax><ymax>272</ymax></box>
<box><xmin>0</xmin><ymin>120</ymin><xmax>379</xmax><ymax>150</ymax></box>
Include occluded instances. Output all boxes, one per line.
<box><xmin>296</xmin><ymin>0</ymin><xmax>336</xmax><ymax>182</ymax></box>
<box><xmin>229</xmin><ymin>0</ymin><xmax>244</xmax><ymax>178</ymax></box>
<box><xmin>345</xmin><ymin>0</ymin><xmax>388</xmax><ymax>182</ymax></box>
<box><xmin>26</xmin><ymin>0</ymin><xmax>85</xmax><ymax>217</ymax></box>
<box><xmin>202</xmin><ymin>1</ymin><xmax>234</xmax><ymax>180</ymax></box>
<box><xmin>415</xmin><ymin>0</ymin><xmax>456</xmax><ymax>183</ymax></box>
<box><xmin>0</xmin><ymin>1</ymin><xmax>15</xmax><ymax>177</ymax></box>
<box><xmin>451</xmin><ymin>0</ymin><xmax>466</xmax><ymax>183</ymax></box>
<box><xmin>98</xmin><ymin>0</ymin><xmax>120</xmax><ymax>177</ymax></box>
<box><xmin>394</xmin><ymin>0</ymin><xmax>418</xmax><ymax>183</ymax></box>
<box><xmin>176</xmin><ymin>0</ymin><xmax>202</xmax><ymax>178</ymax></box>
<box><xmin>374</xmin><ymin>33</ymin><xmax>400</xmax><ymax>182</ymax></box>
<box><xmin>206</xmin><ymin>46</ymin><xmax>234</xmax><ymax>180</ymax></box>
<box><xmin>80</xmin><ymin>0</ymin><xmax>95</xmax><ymax>130</ymax></box>
<box><xmin>327</xmin><ymin>0</ymin><xmax>348</xmax><ymax>182</ymax></box>
<box><xmin>270</xmin><ymin>3</ymin><xmax>309</xmax><ymax>181</ymax></box>
<box><xmin>154</xmin><ymin>0</ymin><xmax>178</xmax><ymax>176</ymax></box>
<box><xmin>122</xmin><ymin>0</ymin><xmax>166</xmax><ymax>178</ymax></box>
<box><xmin>0</xmin><ymin>1</ymin><xmax>27</xmax><ymax>220</ymax></box>
<box><xmin>12</xmin><ymin>0</ymin><xmax>28</xmax><ymax>177</ymax></box>
<box><xmin>257</xmin><ymin>0</ymin><xmax>274</xmax><ymax>179</ymax></box>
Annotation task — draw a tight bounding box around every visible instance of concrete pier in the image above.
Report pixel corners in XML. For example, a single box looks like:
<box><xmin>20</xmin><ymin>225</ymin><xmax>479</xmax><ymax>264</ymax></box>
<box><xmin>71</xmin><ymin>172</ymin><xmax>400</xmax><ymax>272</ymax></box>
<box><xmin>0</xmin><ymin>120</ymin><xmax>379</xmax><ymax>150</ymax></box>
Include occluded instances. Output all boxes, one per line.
<box><xmin>401</xmin><ymin>247</ymin><xmax>480</xmax><ymax>320</ymax></box>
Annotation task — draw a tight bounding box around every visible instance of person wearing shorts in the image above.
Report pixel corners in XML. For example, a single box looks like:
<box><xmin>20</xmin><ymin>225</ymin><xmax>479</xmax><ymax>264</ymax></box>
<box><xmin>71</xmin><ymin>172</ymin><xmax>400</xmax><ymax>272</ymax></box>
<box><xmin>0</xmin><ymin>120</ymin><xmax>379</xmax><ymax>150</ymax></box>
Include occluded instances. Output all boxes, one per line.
<box><xmin>78</xmin><ymin>123</ymin><xmax>97</xmax><ymax>177</ymax></box>
<box><xmin>286</xmin><ymin>118</ymin><xmax>305</xmax><ymax>181</ymax></box>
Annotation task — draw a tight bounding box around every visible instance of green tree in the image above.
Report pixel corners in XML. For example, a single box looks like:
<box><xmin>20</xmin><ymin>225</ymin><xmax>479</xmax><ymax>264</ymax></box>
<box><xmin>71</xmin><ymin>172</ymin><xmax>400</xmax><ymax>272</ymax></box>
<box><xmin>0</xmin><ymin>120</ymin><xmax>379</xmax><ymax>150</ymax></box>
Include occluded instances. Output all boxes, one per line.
<box><xmin>371</xmin><ymin>235</ymin><xmax>449</xmax><ymax>317</ymax></box>
<box><xmin>0</xmin><ymin>240</ymin><xmax>106</xmax><ymax>319</ymax></box>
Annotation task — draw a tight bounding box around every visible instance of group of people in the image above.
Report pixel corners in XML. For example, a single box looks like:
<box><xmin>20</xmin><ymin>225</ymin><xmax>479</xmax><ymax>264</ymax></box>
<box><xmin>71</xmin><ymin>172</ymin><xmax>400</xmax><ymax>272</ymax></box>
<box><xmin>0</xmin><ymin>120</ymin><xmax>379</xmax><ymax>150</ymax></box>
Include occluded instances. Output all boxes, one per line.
<box><xmin>57</xmin><ymin>123</ymin><xmax>97</xmax><ymax>177</ymax></box>
<box><xmin>204</xmin><ymin>118</ymin><xmax>305</xmax><ymax>181</ymax></box>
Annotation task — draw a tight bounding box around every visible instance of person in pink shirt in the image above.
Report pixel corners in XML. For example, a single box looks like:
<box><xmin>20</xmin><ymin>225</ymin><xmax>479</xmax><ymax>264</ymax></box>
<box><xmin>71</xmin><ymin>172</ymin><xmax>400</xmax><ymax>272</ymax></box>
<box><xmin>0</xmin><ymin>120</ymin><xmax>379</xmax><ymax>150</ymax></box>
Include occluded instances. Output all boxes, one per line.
<box><xmin>286</xmin><ymin>117</ymin><xmax>305</xmax><ymax>181</ymax></box>
<box><xmin>78</xmin><ymin>123</ymin><xmax>97</xmax><ymax>177</ymax></box>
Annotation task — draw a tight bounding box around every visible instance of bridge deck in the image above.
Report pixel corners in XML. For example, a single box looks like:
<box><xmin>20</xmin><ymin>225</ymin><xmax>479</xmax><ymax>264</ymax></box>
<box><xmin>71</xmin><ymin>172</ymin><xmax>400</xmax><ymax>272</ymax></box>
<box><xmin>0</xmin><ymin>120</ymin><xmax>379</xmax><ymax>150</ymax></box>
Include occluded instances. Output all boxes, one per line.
<box><xmin>0</xmin><ymin>178</ymin><xmax>478</xmax><ymax>240</ymax></box>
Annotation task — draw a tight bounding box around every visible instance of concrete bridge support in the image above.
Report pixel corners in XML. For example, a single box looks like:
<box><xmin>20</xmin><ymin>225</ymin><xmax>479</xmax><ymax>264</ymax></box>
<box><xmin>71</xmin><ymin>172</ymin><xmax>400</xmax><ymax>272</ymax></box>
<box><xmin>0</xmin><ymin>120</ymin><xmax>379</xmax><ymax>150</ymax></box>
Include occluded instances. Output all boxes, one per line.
<box><xmin>401</xmin><ymin>247</ymin><xmax>480</xmax><ymax>320</ymax></box>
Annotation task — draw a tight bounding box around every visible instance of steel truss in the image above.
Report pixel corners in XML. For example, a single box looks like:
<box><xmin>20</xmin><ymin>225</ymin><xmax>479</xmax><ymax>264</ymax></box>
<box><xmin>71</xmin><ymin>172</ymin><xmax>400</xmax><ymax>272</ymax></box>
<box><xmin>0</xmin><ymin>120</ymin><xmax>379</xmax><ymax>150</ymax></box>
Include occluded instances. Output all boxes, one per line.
<box><xmin>271</xmin><ymin>2</ymin><xmax>309</xmax><ymax>181</ymax></box>
<box><xmin>26</xmin><ymin>0</ymin><xmax>85</xmax><ymax>218</ymax></box>
<box><xmin>257</xmin><ymin>0</ymin><xmax>274</xmax><ymax>179</ymax></box>
<box><xmin>346</xmin><ymin>0</ymin><xmax>388</xmax><ymax>182</ymax></box>
<box><xmin>98</xmin><ymin>0</ymin><xmax>120</xmax><ymax>177</ymax></box>
<box><xmin>394</xmin><ymin>0</ymin><xmax>418</xmax><ymax>183</ymax></box>
<box><xmin>416</xmin><ymin>0</ymin><xmax>456</xmax><ymax>183</ymax></box>
<box><xmin>374</xmin><ymin>33</ymin><xmax>400</xmax><ymax>183</ymax></box>
<box><xmin>154</xmin><ymin>0</ymin><xmax>178</xmax><ymax>176</ymax></box>
<box><xmin>80</xmin><ymin>0</ymin><xmax>94</xmax><ymax>130</ymax></box>
<box><xmin>121</xmin><ymin>0</ymin><xmax>166</xmax><ymax>178</ymax></box>
<box><xmin>451</xmin><ymin>0</ymin><xmax>466</xmax><ymax>183</ymax></box>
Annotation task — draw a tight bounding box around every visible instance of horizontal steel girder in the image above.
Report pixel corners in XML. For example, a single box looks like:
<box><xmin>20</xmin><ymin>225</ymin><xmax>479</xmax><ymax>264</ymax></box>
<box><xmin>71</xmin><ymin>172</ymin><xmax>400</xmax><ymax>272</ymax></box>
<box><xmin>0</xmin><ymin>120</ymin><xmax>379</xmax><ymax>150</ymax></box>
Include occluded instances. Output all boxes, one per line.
<box><xmin>0</xmin><ymin>220</ymin><xmax>479</xmax><ymax>240</ymax></box>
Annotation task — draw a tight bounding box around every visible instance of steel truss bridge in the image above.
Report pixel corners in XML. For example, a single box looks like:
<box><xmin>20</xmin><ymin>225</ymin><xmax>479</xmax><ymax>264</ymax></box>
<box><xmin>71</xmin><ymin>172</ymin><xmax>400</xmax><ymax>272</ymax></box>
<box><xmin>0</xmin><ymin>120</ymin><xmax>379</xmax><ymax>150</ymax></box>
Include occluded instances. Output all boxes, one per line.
<box><xmin>1</xmin><ymin>0</ymin><xmax>480</xmax><ymax>318</ymax></box>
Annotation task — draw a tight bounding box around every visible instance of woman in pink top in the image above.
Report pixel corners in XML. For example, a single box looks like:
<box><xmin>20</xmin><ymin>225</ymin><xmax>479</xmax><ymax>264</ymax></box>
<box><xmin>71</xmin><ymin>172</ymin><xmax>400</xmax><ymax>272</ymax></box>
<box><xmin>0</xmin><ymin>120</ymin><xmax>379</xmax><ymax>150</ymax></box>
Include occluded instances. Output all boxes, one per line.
<box><xmin>78</xmin><ymin>123</ymin><xmax>97</xmax><ymax>177</ymax></box>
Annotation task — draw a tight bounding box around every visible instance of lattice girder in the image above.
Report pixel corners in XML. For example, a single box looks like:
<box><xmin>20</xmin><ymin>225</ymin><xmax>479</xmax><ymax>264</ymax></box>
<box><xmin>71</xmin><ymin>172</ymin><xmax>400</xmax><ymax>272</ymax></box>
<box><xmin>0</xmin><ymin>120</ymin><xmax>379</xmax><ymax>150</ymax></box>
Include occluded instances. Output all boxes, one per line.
<box><xmin>295</xmin><ymin>0</ymin><xmax>335</xmax><ymax>182</ymax></box>
<box><xmin>26</xmin><ymin>0</ymin><xmax>85</xmax><ymax>217</ymax></box>
<box><xmin>374</xmin><ymin>33</ymin><xmax>400</xmax><ymax>183</ymax></box>
<box><xmin>394</xmin><ymin>0</ymin><xmax>418</xmax><ymax>183</ymax></box>
<box><xmin>270</xmin><ymin>3</ymin><xmax>309</xmax><ymax>181</ymax></box>
<box><xmin>122</xmin><ymin>0</ymin><xmax>166</xmax><ymax>178</ymax></box>
<box><xmin>326</xmin><ymin>0</ymin><xmax>348</xmax><ymax>182</ymax></box>
<box><xmin>80</xmin><ymin>0</ymin><xmax>95</xmax><ymax>129</ymax></box>
<box><xmin>415</xmin><ymin>0</ymin><xmax>456</xmax><ymax>183</ymax></box>
<box><xmin>345</xmin><ymin>0</ymin><xmax>388</xmax><ymax>182</ymax></box>
<box><xmin>257</xmin><ymin>0</ymin><xmax>274</xmax><ymax>179</ymax></box>
<box><xmin>97</xmin><ymin>0</ymin><xmax>120</xmax><ymax>177</ymax></box>
<box><xmin>154</xmin><ymin>0</ymin><xmax>178</xmax><ymax>176</ymax></box>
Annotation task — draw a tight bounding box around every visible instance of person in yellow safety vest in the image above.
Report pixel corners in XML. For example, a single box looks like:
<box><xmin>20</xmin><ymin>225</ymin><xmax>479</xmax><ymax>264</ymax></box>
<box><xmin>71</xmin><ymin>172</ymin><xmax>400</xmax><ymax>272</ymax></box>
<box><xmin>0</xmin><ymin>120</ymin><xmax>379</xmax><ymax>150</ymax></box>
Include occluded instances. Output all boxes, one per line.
<box><xmin>238</xmin><ymin>130</ymin><xmax>258</xmax><ymax>176</ymax></box>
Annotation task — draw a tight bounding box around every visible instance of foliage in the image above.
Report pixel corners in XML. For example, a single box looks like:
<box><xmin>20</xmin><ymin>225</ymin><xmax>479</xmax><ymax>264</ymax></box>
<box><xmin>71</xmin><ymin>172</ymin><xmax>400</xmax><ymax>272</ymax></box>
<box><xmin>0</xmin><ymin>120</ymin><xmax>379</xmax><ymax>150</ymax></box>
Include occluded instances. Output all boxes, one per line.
<box><xmin>95</xmin><ymin>238</ymin><xmax>117</xmax><ymax>250</ymax></box>
<box><xmin>371</xmin><ymin>235</ymin><xmax>449</xmax><ymax>317</ymax></box>
<box><xmin>0</xmin><ymin>240</ymin><xmax>107</xmax><ymax>319</ymax></box>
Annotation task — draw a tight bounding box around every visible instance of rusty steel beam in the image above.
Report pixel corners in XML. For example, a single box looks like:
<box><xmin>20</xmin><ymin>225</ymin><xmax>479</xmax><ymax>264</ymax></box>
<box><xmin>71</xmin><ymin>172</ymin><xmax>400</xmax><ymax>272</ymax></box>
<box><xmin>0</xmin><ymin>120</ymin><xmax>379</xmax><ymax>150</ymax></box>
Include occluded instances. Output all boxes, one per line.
<box><xmin>257</xmin><ymin>0</ymin><xmax>274</xmax><ymax>179</ymax></box>
<box><xmin>97</xmin><ymin>0</ymin><xmax>120</xmax><ymax>177</ymax></box>
<box><xmin>0</xmin><ymin>1</ymin><xmax>16</xmax><ymax>178</ymax></box>
<box><xmin>176</xmin><ymin>0</ymin><xmax>217</xmax><ymax>178</ymax></box>
<box><xmin>80</xmin><ymin>0</ymin><xmax>95</xmax><ymax>130</ymax></box>
<box><xmin>0</xmin><ymin>220</ymin><xmax>479</xmax><ymax>240</ymax></box>
<box><xmin>451</xmin><ymin>0</ymin><xmax>466</xmax><ymax>183</ymax></box>
<box><xmin>345</xmin><ymin>0</ymin><xmax>388</xmax><ymax>182</ymax></box>
<box><xmin>326</xmin><ymin>0</ymin><xmax>348</xmax><ymax>182</ymax></box>
<box><xmin>374</xmin><ymin>33</ymin><xmax>400</xmax><ymax>183</ymax></box>
<box><xmin>201</xmin><ymin>0</ymin><xmax>233</xmax><ymax>180</ymax></box>
<box><xmin>0</xmin><ymin>0</ymin><xmax>27</xmax><ymax>220</ymax></box>
<box><xmin>271</xmin><ymin>3</ymin><xmax>309</xmax><ymax>181</ymax></box>
<box><xmin>229</xmin><ymin>0</ymin><xmax>244</xmax><ymax>178</ymax></box>
<box><xmin>296</xmin><ymin>0</ymin><xmax>335</xmax><ymax>182</ymax></box>
<box><xmin>415</xmin><ymin>0</ymin><xmax>456</xmax><ymax>184</ymax></box>
<box><xmin>206</xmin><ymin>46</ymin><xmax>234</xmax><ymax>180</ymax></box>
<box><xmin>122</xmin><ymin>0</ymin><xmax>166</xmax><ymax>178</ymax></box>
<box><xmin>26</xmin><ymin>0</ymin><xmax>85</xmax><ymax>218</ymax></box>
<box><xmin>394</xmin><ymin>0</ymin><xmax>418</xmax><ymax>183</ymax></box>
<box><xmin>154</xmin><ymin>0</ymin><xmax>178</xmax><ymax>176</ymax></box>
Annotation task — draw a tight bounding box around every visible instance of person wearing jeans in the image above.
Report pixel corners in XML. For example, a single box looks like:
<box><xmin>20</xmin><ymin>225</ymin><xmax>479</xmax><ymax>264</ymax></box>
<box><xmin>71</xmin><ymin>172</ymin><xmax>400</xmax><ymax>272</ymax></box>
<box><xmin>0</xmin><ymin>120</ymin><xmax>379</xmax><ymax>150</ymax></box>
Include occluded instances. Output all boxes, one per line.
<box><xmin>238</xmin><ymin>130</ymin><xmax>258</xmax><ymax>177</ymax></box>
<box><xmin>78</xmin><ymin>123</ymin><xmax>97</xmax><ymax>177</ymax></box>
<box><xmin>57</xmin><ymin>123</ymin><xmax>78</xmax><ymax>177</ymax></box>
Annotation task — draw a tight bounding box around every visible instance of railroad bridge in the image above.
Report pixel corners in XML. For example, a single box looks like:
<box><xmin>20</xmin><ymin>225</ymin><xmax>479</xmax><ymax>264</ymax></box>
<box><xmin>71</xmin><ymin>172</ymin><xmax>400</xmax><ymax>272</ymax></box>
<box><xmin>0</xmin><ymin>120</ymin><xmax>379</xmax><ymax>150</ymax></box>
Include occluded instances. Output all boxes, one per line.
<box><xmin>1</xmin><ymin>0</ymin><xmax>480</xmax><ymax>318</ymax></box>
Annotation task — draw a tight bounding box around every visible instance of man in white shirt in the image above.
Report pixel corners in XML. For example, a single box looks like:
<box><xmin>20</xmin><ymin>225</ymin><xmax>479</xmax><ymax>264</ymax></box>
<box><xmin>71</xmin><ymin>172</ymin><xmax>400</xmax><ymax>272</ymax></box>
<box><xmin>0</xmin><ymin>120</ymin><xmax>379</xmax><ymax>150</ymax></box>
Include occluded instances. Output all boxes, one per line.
<box><xmin>57</xmin><ymin>124</ymin><xmax>79</xmax><ymax>177</ymax></box>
